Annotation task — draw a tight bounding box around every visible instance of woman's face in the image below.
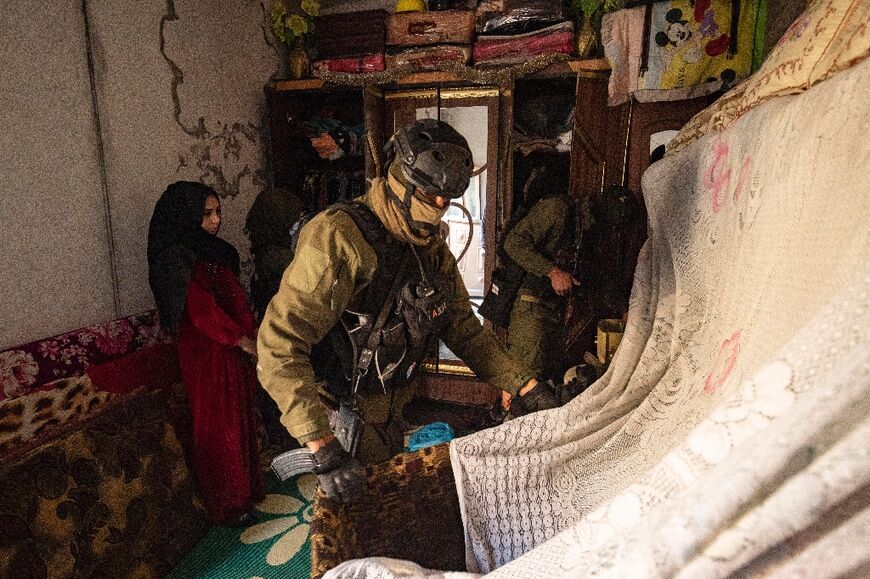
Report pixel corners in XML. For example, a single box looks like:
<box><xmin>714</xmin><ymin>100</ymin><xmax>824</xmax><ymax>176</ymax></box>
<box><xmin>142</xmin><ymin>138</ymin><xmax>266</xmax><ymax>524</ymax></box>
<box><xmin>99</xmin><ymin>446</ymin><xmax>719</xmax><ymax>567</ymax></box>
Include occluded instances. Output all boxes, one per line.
<box><xmin>201</xmin><ymin>195</ymin><xmax>222</xmax><ymax>235</ymax></box>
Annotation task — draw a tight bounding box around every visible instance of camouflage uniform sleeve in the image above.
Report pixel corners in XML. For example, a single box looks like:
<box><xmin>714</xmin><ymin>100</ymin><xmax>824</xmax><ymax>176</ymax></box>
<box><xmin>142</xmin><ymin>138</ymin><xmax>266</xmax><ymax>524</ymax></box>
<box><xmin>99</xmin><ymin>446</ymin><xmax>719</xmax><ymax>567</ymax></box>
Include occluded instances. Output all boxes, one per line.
<box><xmin>433</xmin><ymin>242</ymin><xmax>536</xmax><ymax>395</ymax></box>
<box><xmin>256</xmin><ymin>211</ymin><xmax>374</xmax><ymax>445</ymax></box>
<box><xmin>503</xmin><ymin>196</ymin><xmax>569</xmax><ymax>277</ymax></box>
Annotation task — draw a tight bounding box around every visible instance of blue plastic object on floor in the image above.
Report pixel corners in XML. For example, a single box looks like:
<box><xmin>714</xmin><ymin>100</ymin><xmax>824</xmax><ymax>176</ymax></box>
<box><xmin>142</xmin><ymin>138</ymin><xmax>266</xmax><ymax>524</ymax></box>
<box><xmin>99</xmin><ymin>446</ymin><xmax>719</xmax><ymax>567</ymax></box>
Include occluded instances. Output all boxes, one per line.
<box><xmin>407</xmin><ymin>421</ymin><xmax>455</xmax><ymax>451</ymax></box>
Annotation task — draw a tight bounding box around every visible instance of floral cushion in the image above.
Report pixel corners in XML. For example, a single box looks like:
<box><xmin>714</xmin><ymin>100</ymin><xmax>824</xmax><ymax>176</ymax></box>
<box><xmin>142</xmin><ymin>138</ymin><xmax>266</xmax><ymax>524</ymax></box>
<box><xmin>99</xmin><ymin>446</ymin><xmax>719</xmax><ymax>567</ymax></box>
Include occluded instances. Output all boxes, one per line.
<box><xmin>0</xmin><ymin>310</ymin><xmax>170</xmax><ymax>401</ymax></box>
<box><xmin>0</xmin><ymin>388</ymin><xmax>208</xmax><ymax>578</ymax></box>
<box><xmin>309</xmin><ymin>443</ymin><xmax>464</xmax><ymax>579</ymax></box>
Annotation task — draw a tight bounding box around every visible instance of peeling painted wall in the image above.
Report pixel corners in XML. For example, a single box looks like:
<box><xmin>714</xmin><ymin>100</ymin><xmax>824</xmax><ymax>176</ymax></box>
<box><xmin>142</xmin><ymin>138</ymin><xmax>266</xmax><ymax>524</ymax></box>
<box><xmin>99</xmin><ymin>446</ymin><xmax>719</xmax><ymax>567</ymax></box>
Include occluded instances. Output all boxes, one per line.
<box><xmin>0</xmin><ymin>0</ymin><xmax>280</xmax><ymax>349</ymax></box>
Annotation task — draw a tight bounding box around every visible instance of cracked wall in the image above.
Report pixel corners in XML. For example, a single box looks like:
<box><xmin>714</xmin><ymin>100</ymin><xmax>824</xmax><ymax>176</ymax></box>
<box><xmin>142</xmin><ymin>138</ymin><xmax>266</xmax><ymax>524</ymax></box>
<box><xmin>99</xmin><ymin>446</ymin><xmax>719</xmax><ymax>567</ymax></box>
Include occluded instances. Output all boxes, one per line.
<box><xmin>1</xmin><ymin>0</ymin><xmax>280</xmax><ymax>349</ymax></box>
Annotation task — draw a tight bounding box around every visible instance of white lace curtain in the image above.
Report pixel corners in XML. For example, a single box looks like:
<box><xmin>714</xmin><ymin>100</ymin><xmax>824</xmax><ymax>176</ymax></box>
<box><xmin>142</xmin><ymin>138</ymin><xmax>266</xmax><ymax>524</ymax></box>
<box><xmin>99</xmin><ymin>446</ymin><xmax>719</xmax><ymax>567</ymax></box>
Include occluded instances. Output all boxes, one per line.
<box><xmin>327</xmin><ymin>51</ymin><xmax>870</xmax><ymax>579</ymax></box>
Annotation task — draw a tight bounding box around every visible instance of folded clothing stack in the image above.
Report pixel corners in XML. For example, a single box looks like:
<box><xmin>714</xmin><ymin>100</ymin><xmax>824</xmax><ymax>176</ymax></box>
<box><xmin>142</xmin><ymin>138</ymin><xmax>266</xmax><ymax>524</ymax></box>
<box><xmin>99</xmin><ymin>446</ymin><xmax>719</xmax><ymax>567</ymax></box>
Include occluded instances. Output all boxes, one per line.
<box><xmin>385</xmin><ymin>9</ymin><xmax>475</xmax><ymax>70</ymax></box>
<box><xmin>312</xmin><ymin>10</ymin><xmax>388</xmax><ymax>73</ymax></box>
<box><xmin>387</xmin><ymin>9</ymin><xmax>476</xmax><ymax>46</ymax></box>
<box><xmin>312</xmin><ymin>53</ymin><xmax>386</xmax><ymax>74</ymax></box>
<box><xmin>385</xmin><ymin>44</ymin><xmax>472</xmax><ymax>69</ymax></box>
<box><xmin>475</xmin><ymin>0</ymin><xmax>565</xmax><ymax>35</ymax></box>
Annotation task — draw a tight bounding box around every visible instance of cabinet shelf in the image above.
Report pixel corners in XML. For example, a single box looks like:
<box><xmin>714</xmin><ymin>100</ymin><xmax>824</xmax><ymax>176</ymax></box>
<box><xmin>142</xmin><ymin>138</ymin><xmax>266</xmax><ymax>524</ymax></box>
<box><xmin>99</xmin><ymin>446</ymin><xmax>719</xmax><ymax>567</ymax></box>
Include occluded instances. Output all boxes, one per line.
<box><xmin>269</xmin><ymin>58</ymin><xmax>610</xmax><ymax>92</ymax></box>
<box><xmin>273</xmin><ymin>78</ymin><xmax>327</xmax><ymax>91</ymax></box>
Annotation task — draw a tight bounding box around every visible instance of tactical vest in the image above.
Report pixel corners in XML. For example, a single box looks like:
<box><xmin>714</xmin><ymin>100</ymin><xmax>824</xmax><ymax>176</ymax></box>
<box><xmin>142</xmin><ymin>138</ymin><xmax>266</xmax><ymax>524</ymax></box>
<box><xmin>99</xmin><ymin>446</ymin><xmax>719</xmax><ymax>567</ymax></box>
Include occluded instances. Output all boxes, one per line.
<box><xmin>478</xmin><ymin>194</ymin><xmax>576</xmax><ymax>328</ymax></box>
<box><xmin>310</xmin><ymin>201</ymin><xmax>449</xmax><ymax>398</ymax></box>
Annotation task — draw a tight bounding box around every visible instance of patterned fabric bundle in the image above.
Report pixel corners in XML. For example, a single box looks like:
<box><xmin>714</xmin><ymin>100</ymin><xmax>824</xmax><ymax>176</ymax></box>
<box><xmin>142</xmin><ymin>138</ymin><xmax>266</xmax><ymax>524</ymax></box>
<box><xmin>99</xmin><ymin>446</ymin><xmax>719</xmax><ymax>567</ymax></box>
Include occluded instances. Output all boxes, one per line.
<box><xmin>602</xmin><ymin>0</ymin><xmax>764</xmax><ymax>105</ymax></box>
<box><xmin>324</xmin><ymin>7</ymin><xmax>870</xmax><ymax>577</ymax></box>
<box><xmin>386</xmin><ymin>45</ymin><xmax>472</xmax><ymax>69</ymax></box>
<box><xmin>311</xmin><ymin>53</ymin><xmax>386</xmax><ymax>74</ymax></box>
<box><xmin>473</xmin><ymin>21</ymin><xmax>574</xmax><ymax>64</ymax></box>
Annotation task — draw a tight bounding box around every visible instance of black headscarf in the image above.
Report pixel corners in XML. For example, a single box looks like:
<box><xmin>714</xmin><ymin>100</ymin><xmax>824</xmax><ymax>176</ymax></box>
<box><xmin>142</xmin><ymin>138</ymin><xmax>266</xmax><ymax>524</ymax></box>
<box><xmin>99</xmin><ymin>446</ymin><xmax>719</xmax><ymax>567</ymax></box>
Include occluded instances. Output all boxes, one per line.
<box><xmin>147</xmin><ymin>181</ymin><xmax>240</xmax><ymax>334</ymax></box>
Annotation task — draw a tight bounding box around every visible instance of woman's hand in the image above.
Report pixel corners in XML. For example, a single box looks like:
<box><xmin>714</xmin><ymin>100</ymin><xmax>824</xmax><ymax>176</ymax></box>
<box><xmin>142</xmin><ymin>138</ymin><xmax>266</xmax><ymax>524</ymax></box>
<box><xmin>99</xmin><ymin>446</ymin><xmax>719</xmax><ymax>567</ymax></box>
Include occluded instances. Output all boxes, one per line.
<box><xmin>237</xmin><ymin>336</ymin><xmax>258</xmax><ymax>360</ymax></box>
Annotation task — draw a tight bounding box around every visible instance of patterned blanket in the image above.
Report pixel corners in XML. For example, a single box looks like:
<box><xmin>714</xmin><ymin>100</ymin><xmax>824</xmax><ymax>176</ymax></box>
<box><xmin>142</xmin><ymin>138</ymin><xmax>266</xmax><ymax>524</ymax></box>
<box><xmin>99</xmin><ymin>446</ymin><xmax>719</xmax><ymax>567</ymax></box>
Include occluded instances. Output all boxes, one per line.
<box><xmin>0</xmin><ymin>310</ymin><xmax>169</xmax><ymax>401</ymax></box>
<box><xmin>0</xmin><ymin>388</ymin><xmax>208</xmax><ymax>577</ymax></box>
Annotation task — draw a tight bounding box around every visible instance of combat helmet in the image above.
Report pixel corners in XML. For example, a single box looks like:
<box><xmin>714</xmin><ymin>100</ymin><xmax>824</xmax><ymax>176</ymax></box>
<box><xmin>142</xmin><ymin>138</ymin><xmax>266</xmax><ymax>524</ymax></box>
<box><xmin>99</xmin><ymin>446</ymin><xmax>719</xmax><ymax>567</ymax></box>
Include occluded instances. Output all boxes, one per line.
<box><xmin>385</xmin><ymin>118</ymin><xmax>473</xmax><ymax>199</ymax></box>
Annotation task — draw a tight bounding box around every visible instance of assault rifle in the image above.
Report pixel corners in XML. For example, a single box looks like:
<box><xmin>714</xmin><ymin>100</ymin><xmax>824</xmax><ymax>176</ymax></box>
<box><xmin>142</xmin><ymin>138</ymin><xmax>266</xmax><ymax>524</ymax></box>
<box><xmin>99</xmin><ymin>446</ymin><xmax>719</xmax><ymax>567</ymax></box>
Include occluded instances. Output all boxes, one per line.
<box><xmin>564</xmin><ymin>186</ymin><xmax>640</xmax><ymax>353</ymax></box>
<box><xmin>562</xmin><ymin>196</ymin><xmax>599</xmax><ymax>355</ymax></box>
<box><xmin>270</xmin><ymin>398</ymin><xmax>364</xmax><ymax>481</ymax></box>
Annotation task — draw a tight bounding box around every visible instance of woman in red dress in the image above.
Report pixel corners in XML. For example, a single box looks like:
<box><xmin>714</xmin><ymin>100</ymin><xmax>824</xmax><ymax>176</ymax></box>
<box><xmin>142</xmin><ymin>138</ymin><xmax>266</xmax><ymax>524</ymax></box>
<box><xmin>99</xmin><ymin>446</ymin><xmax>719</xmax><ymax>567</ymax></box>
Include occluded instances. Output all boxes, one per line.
<box><xmin>147</xmin><ymin>181</ymin><xmax>264</xmax><ymax>526</ymax></box>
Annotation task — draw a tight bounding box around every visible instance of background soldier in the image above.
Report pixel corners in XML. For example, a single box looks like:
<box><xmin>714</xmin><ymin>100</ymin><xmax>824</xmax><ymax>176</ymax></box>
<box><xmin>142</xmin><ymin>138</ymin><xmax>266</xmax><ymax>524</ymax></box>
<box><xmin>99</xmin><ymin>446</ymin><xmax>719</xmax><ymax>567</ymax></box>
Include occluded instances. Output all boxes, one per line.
<box><xmin>503</xmin><ymin>174</ymin><xmax>580</xmax><ymax>386</ymax></box>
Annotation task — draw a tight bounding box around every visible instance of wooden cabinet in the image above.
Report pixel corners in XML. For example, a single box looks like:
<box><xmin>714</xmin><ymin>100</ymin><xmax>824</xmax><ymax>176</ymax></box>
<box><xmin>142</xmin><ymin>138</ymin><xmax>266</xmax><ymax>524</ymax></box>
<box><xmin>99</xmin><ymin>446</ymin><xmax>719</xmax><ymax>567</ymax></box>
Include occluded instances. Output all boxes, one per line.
<box><xmin>264</xmin><ymin>83</ymin><xmax>368</xmax><ymax>212</ymax></box>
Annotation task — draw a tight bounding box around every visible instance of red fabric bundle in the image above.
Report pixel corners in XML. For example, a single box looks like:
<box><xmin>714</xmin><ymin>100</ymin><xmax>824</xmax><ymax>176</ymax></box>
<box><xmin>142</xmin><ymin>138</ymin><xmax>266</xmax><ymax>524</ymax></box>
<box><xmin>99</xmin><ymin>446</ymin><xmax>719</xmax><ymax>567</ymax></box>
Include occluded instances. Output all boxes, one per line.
<box><xmin>312</xmin><ymin>53</ymin><xmax>386</xmax><ymax>73</ymax></box>
<box><xmin>86</xmin><ymin>342</ymin><xmax>180</xmax><ymax>395</ymax></box>
<box><xmin>473</xmin><ymin>21</ymin><xmax>574</xmax><ymax>64</ymax></box>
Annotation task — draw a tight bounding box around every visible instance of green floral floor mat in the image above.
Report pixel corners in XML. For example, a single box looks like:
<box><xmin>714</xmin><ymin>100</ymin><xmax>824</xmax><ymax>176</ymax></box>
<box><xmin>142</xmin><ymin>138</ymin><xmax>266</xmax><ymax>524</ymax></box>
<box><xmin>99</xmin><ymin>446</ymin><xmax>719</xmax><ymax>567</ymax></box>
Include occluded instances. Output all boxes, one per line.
<box><xmin>167</xmin><ymin>473</ymin><xmax>316</xmax><ymax>579</ymax></box>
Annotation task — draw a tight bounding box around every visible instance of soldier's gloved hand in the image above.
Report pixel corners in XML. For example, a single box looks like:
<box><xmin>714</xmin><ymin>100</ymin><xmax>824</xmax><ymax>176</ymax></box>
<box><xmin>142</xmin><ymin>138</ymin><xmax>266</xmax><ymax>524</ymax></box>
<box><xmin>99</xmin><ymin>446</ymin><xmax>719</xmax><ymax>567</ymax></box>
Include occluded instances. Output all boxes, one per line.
<box><xmin>313</xmin><ymin>439</ymin><xmax>366</xmax><ymax>502</ymax></box>
<box><xmin>512</xmin><ymin>379</ymin><xmax>561</xmax><ymax>416</ymax></box>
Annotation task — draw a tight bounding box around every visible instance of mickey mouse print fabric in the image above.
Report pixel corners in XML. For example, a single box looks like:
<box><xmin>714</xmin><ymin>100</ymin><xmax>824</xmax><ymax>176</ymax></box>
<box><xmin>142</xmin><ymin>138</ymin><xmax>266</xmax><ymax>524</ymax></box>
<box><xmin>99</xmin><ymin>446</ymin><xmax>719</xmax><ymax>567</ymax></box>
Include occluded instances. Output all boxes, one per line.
<box><xmin>602</xmin><ymin>0</ymin><xmax>764</xmax><ymax>105</ymax></box>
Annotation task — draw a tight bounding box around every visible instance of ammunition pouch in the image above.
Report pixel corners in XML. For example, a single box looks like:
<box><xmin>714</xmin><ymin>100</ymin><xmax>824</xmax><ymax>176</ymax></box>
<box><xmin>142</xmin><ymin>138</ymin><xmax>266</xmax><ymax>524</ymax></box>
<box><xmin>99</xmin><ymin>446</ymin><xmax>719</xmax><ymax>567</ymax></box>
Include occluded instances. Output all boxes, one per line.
<box><xmin>398</xmin><ymin>275</ymin><xmax>450</xmax><ymax>348</ymax></box>
<box><xmin>311</xmin><ymin>201</ymin><xmax>445</xmax><ymax>397</ymax></box>
<box><xmin>478</xmin><ymin>262</ymin><xmax>524</xmax><ymax>329</ymax></box>
<box><xmin>335</xmin><ymin>399</ymin><xmax>365</xmax><ymax>458</ymax></box>
<box><xmin>317</xmin><ymin>262</ymin><xmax>446</xmax><ymax>398</ymax></box>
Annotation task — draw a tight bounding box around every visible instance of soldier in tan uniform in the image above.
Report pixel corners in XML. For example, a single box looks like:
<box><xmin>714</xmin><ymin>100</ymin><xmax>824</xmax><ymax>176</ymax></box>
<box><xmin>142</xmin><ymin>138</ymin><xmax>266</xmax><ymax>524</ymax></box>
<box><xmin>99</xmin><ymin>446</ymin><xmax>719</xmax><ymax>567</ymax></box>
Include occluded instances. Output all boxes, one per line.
<box><xmin>257</xmin><ymin>119</ymin><xmax>560</xmax><ymax>502</ymax></box>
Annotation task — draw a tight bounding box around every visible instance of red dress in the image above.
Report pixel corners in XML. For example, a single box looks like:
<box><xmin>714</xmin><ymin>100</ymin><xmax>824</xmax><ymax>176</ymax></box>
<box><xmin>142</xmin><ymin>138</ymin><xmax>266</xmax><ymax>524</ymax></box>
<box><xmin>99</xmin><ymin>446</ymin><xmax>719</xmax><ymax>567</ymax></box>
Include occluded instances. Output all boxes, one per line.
<box><xmin>177</xmin><ymin>260</ymin><xmax>264</xmax><ymax>524</ymax></box>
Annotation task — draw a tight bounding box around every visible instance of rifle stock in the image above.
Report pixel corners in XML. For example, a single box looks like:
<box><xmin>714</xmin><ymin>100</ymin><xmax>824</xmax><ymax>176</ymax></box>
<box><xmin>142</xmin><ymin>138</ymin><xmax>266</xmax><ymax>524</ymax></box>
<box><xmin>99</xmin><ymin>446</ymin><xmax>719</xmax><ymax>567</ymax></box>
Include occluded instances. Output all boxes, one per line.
<box><xmin>269</xmin><ymin>397</ymin><xmax>365</xmax><ymax>481</ymax></box>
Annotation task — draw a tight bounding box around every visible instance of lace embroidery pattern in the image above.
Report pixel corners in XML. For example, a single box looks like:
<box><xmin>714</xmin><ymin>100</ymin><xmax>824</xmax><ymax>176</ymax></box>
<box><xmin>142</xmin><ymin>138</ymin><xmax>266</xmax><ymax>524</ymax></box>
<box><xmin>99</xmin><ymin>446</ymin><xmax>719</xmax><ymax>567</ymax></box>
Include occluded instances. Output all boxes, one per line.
<box><xmin>450</xmin><ymin>57</ymin><xmax>870</xmax><ymax>577</ymax></box>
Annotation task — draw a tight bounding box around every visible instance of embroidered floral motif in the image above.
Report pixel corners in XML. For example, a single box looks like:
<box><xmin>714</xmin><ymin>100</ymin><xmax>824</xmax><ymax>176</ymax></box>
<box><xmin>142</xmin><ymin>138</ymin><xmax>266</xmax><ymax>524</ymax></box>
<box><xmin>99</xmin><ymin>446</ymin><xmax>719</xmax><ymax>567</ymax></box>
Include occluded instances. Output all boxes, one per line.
<box><xmin>704</xmin><ymin>138</ymin><xmax>731</xmax><ymax>213</ymax></box>
<box><xmin>778</xmin><ymin>11</ymin><xmax>811</xmax><ymax>46</ymax></box>
<box><xmin>0</xmin><ymin>311</ymin><xmax>167</xmax><ymax>401</ymax></box>
<box><xmin>137</xmin><ymin>322</ymin><xmax>170</xmax><ymax>348</ymax></box>
<box><xmin>85</xmin><ymin>320</ymin><xmax>135</xmax><ymax>355</ymax></box>
<box><xmin>240</xmin><ymin>475</ymin><xmax>316</xmax><ymax>566</ymax></box>
<box><xmin>0</xmin><ymin>350</ymin><xmax>38</xmax><ymax>398</ymax></box>
<box><xmin>704</xmin><ymin>136</ymin><xmax>752</xmax><ymax>214</ymax></box>
<box><xmin>704</xmin><ymin>330</ymin><xmax>741</xmax><ymax>393</ymax></box>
